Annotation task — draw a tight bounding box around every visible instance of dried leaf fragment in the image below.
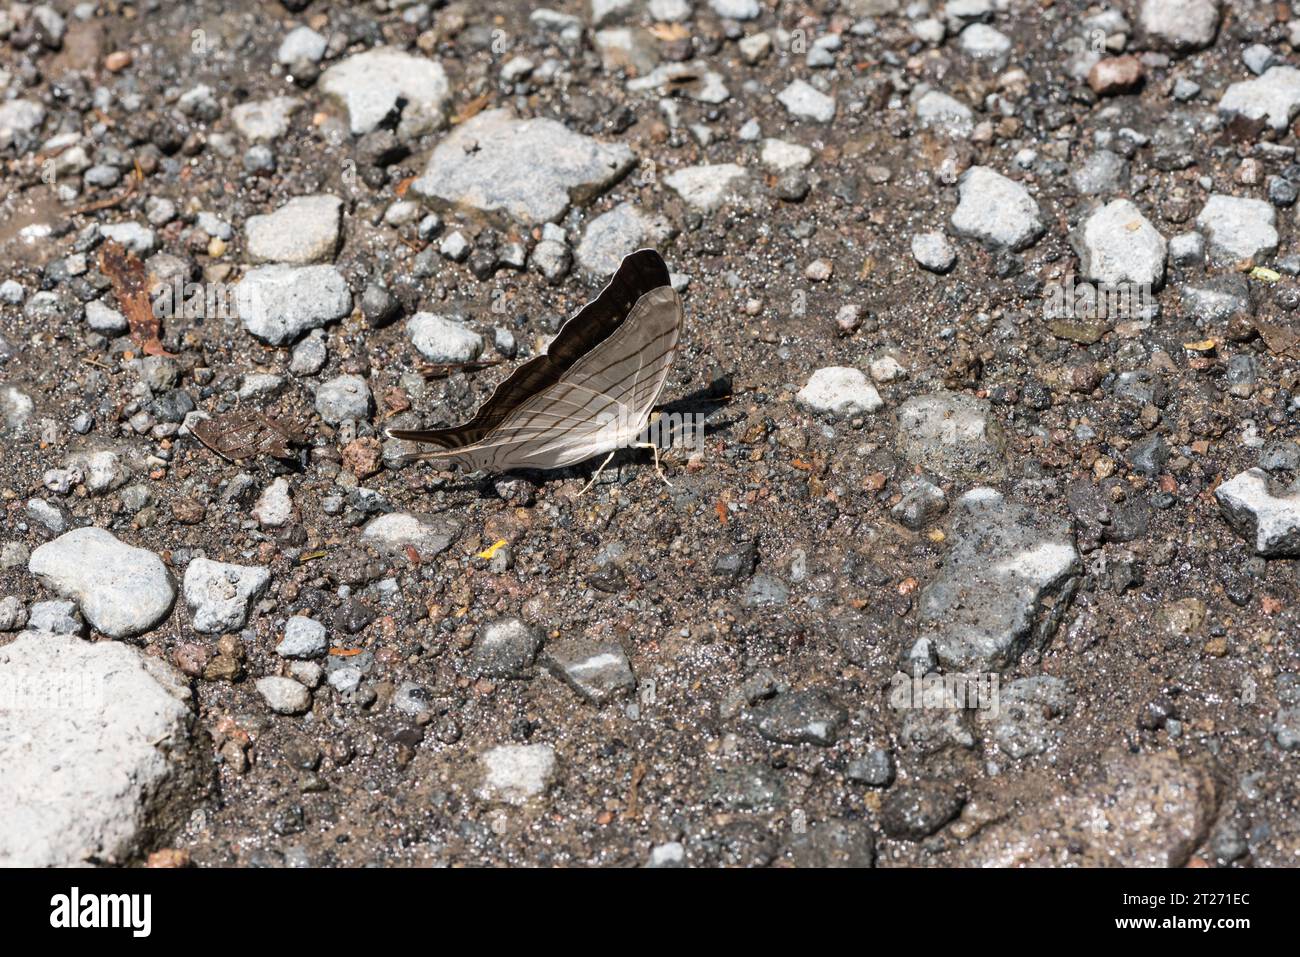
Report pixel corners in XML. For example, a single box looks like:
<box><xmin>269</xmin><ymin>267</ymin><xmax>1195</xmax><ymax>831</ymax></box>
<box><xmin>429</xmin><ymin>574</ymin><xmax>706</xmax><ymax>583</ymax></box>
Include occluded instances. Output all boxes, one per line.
<box><xmin>98</xmin><ymin>239</ymin><xmax>172</xmax><ymax>356</ymax></box>
<box><xmin>190</xmin><ymin>409</ymin><xmax>308</xmax><ymax>462</ymax></box>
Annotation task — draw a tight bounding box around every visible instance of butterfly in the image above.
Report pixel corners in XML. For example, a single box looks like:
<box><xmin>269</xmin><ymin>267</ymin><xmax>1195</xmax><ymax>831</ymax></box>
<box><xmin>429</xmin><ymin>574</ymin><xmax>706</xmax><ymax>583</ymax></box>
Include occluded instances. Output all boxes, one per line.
<box><xmin>386</xmin><ymin>248</ymin><xmax>684</xmax><ymax>487</ymax></box>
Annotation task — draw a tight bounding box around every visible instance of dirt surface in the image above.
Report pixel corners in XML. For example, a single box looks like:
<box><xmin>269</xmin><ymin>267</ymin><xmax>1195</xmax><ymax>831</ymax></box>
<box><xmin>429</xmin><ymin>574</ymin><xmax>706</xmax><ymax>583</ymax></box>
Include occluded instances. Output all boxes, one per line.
<box><xmin>1</xmin><ymin>0</ymin><xmax>1299</xmax><ymax>868</ymax></box>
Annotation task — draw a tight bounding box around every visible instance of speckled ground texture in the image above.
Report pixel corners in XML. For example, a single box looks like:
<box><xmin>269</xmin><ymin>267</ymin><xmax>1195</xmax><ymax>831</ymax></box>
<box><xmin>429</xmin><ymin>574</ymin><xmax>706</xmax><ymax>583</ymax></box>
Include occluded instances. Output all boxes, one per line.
<box><xmin>2</xmin><ymin>0</ymin><xmax>1300</xmax><ymax>868</ymax></box>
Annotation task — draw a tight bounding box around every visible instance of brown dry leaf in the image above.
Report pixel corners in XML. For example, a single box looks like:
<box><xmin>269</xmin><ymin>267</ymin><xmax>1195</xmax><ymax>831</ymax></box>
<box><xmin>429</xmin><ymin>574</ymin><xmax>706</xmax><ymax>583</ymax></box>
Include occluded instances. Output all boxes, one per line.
<box><xmin>98</xmin><ymin>239</ymin><xmax>172</xmax><ymax>356</ymax></box>
<box><xmin>190</xmin><ymin>410</ymin><xmax>309</xmax><ymax>462</ymax></box>
<box><xmin>1253</xmin><ymin>316</ymin><xmax>1300</xmax><ymax>358</ymax></box>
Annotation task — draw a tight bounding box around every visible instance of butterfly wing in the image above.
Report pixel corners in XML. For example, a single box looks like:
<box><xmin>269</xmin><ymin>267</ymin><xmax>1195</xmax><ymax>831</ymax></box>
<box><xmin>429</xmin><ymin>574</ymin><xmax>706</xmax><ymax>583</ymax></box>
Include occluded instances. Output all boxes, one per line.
<box><xmin>389</xmin><ymin>248</ymin><xmax>683</xmax><ymax>473</ymax></box>
<box><xmin>388</xmin><ymin>249</ymin><xmax>671</xmax><ymax>453</ymax></box>
<box><xmin>458</xmin><ymin>285</ymin><xmax>682</xmax><ymax>471</ymax></box>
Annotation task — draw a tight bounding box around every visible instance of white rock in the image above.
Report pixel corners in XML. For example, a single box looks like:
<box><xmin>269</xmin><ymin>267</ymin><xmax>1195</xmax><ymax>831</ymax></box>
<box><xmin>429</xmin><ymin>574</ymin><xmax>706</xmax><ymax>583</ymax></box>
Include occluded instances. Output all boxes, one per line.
<box><xmin>0</xmin><ymin>631</ymin><xmax>199</xmax><ymax>866</ymax></box>
<box><xmin>28</xmin><ymin>528</ymin><xmax>174</xmax><ymax>639</ymax></box>
<box><xmin>84</xmin><ymin>299</ymin><xmax>127</xmax><ymax>334</ymax></box>
<box><xmin>592</xmin><ymin>0</ymin><xmax>636</xmax><ymax>26</ymax></box>
<box><xmin>649</xmin><ymin>0</ymin><xmax>692</xmax><ymax>21</ymax></box>
<box><xmin>359</xmin><ymin>512</ymin><xmax>459</xmax><ymax>559</ymax></box>
<box><xmin>410</xmin><ymin>109</ymin><xmax>635</xmax><ymax>225</ymax></box>
<box><xmin>915</xmin><ymin>89</ymin><xmax>974</xmax><ymax>137</ymax></box>
<box><xmin>1169</xmin><ymin>231</ymin><xmax>1205</xmax><ymax>266</ymax></box>
<box><xmin>245</xmin><ymin>194</ymin><xmax>343</xmax><ymax>264</ymax></box>
<box><xmin>99</xmin><ymin>222</ymin><xmax>158</xmax><ymax>256</ymax></box>
<box><xmin>0</xmin><ymin>99</ymin><xmax>46</xmax><ymax>148</ymax></box>
<box><xmin>252</xmin><ymin>477</ymin><xmax>293</xmax><ymax>528</ymax></box>
<box><xmin>407</xmin><ymin>313</ymin><xmax>484</xmax><ymax>364</ymax></box>
<box><xmin>951</xmin><ymin>166</ymin><xmax>1044</xmax><ymax>251</ymax></box>
<box><xmin>777</xmin><ymin>80</ymin><xmax>837</xmax><ymax>123</ymax></box>
<box><xmin>761</xmin><ymin>138</ymin><xmax>813</xmax><ymax>171</ymax></box>
<box><xmin>182</xmin><ymin>558</ymin><xmax>271</xmax><ymax>634</ymax></box>
<box><xmin>1218</xmin><ymin>66</ymin><xmax>1300</xmax><ymax>132</ymax></box>
<box><xmin>870</xmin><ymin>356</ymin><xmax>906</xmax><ymax>383</ymax></box>
<box><xmin>709</xmin><ymin>0</ymin><xmax>759</xmax><ymax>19</ymax></box>
<box><xmin>663</xmin><ymin>163</ymin><xmax>749</xmax><ymax>213</ymax></box>
<box><xmin>575</xmin><ymin>202</ymin><xmax>674</xmax><ymax>276</ymax></box>
<box><xmin>1215</xmin><ymin>468</ymin><xmax>1300</xmax><ymax>556</ymax></box>
<box><xmin>738</xmin><ymin>32</ymin><xmax>772</xmax><ymax>64</ymax></box>
<box><xmin>913</xmin><ymin>17</ymin><xmax>946</xmax><ymax>44</ymax></box>
<box><xmin>65</xmin><ymin>449</ymin><xmax>127</xmax><ymax>494</ymax></box>
<box><xmin>255</xmin><ymin>676</ymin><xmax>311</xmax><ymax>715</ymax></box>
<box><xmin>911</xmin><ymin>231</ymin><xmax>957</xmax><ymax>273</ymax></box>
<box><xmin>319</xmin><ymin>47</ymin><xmax>451</xmax><ymax>138</ymax></box>
<box><xmin>230</xmin><ymin>97</ymin><xmax>299</xmax><ymax>142</ymax></box>
<box><xmin>797</xmin><ymin>368</ymin><xmax>884</xmax><ymax>416</ymax></box>
<box><xmin>277</xmin><ymin>616</ymin><xmax>328</xmax><ymax>659</ymax></box>
<box><xmin>1244</xmin><ymin>44</ymin><xmax>1277</xmax><ymax>76</ymax></box>
<box><xmin>1073</xmin><ymin>199</ymin><xmax>1167</xmax><ymax>288</ymax></box>
<box><xmin>959</xmin><ymin>23</ymin><xmax>1011</xmax><ymax>63</ymax></box>
<box><xmin>0</xmin><ymin>596</ymin><xmax>26</xmax><ymax>631</ymax></box>
<box><xmin>1139</xmin><ymin>0</ymin><xmax>1220</xmax><ymax>53</ymax></box>
<box><xmin>277</xmin><ymin>26</ymin><xmax>327</xmax><ymax>65</ymax></box>
<box><xmin>28</xmin><ymin>600</ymin><xmax>81</xmax><ymax>636</ymax></box>
<box><xmin>1196</xmin><ymin>194</ymin><xmax>1277</xmax><ymax>263</ymax></box>
<box><xmin>945</xmin><ymin>0</ymin><xmax>993</xmax><ymax>25</ymax></box>
<box><xmin>479</xmin><ymin>743</ymin><xmax>558</xmax><ymax>804</ymax></box>
<box><xmin>1</xmin><ymin>387</ymin><xmax>33</xmax><ymax>432</ymax></box>
<box><xmin>593</xmin><ymin>27</ymin><xmax>659</xmax><ymax>74</ymax></box>
<box><xmin>646</xmin><ymin>842</ymin><xmax>686</xmax><ymax>867</ymax></box>
<box><xmin>315</xmin><ymin>374</ymin><xmax>372</xmax><ymax>425</ymax></box>
<box><xmin>237</xmin><ymin>264</ymin><xmax>353</xmax><ymax>345</ymax></box>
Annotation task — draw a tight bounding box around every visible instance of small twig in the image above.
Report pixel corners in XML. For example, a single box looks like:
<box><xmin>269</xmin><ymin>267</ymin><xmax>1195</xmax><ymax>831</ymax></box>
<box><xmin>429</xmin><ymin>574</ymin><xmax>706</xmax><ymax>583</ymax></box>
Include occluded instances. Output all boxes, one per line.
<box><xmin>72</xmin><ymin>174</ymin><xmax>137</xmax><ymax>215</ymax></box>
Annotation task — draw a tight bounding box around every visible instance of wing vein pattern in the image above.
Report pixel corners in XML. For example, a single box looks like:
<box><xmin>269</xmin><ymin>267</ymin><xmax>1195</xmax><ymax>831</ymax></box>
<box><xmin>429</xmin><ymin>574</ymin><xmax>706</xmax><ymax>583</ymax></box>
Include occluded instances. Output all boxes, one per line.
<box><xmin>387</xmin><ymin>248</ymin><xmax>683</xmax><ymax>473</ymax></box>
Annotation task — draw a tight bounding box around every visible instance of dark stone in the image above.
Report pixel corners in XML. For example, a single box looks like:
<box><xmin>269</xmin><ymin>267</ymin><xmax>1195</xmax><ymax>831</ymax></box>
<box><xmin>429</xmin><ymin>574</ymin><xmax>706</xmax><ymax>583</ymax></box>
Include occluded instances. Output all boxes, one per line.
<box><xmin>360</xmin><ymin>283</ymin><xmax>399</xmax><ymax>328</ymax></box>
<box><xmin>1126</xmin><ymin>433</ymin><xmax>1168</xmax><ymax>477</ymax></box>
<box><xmin>713</xmin><ymin>540</ymin><xmax>758</xmax><ymax>583</ymax></box>
<box><xmin>880</xmin><ymin>784</ymin><xmax>964</xmax><ymax>840</ymax></box>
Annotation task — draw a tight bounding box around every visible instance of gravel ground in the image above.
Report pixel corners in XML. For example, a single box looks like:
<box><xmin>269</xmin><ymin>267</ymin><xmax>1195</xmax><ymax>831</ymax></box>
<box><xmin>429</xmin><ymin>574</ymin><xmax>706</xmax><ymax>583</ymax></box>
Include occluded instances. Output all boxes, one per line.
<box><xmin>1</xmin><ymin>0</ymin><xmax>1299</xmax><ymax>868</ymax></box>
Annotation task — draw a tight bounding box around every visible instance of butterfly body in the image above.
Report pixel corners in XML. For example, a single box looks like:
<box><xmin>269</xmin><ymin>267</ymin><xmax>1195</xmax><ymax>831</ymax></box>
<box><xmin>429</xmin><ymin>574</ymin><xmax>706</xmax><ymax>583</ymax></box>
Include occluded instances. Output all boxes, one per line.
<box><xmin>388</xmin><ymin>249</ymin><xmax>683</xmax><ymax>474</ymax></box>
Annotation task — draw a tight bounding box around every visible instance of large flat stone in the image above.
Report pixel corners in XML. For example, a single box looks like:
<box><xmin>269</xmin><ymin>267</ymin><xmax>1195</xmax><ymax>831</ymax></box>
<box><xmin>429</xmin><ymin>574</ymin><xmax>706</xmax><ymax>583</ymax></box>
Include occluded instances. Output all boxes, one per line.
<box><xmin>410</xmin><ymin>109</ymin><xmax>635</xmax><ymax>225</ymax></box>
<box><xmin>360</xmin><ymin>512</ymin><xmax>460</xmax><ymax>560</ymax></box>
<box><xmin>0</xmin><ymin>631</ymin><xmax>201</xmax><ymax>866</ymax></box>
<box><xmin>918</xmin><ymin>489</ymin><xmax>1080</xmax><ymax>671</ymax></box>
<box><xmin>894</xmin><ymin>392</ymin><xmax>1005</xmax><ymax>480</ymax></box>
<box><xmin>319</xmin><ymin>47</ymin><xmax>450</xmax><ymax>138</ymax></box>
<box><xmin>1216</xmin><ymin>468</ymin><xmax>1300</xmax><ymax>557</ymax></box>
<box><xmin>237</xmin><ymin>264</ymin><xmax>353</xmax><ymax>345</ymax></box>
<box><xmin>28</xmin><ymin>527</ymin><xmax>175</xmax><ymax>639</ymax></box>
<box><xmin>953</xmin><ymin>749</ymin><xmax>1218</xmax><ymax>866</ymax></box>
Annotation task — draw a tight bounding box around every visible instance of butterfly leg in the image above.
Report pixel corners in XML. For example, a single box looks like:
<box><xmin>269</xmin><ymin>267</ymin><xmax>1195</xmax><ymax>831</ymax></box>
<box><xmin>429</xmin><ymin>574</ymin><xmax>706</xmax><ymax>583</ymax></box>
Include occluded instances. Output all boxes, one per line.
<box><xmin>633</xmin><ymin>441</ymin><xmax>673</xmax><ymax>488</ymax></box>
<box><xmin>577</xmin><ymin>450</ymin><xmax>617</xmax><ymax>498</ymax></box>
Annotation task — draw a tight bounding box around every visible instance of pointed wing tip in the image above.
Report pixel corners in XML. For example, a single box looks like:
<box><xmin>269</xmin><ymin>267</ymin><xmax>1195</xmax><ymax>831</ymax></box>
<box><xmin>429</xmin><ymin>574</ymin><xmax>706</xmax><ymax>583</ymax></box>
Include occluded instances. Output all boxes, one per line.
<box><xmin>618</xmin><ymin>247</ymin><xmax>672</xmax><ymax>290</ymax></box>
<box><xmin>385</xmin><ymin>428</ymin><xmax>450</xmax><ymax>448</ymax></box>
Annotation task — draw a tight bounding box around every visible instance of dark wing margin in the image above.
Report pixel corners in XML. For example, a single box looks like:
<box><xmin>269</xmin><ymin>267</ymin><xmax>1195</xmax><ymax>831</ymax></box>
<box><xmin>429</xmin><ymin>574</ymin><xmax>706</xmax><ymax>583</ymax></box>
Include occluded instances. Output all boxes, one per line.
<box><xmin>387</xmin><ymin>248</ymin><xmax>672</xmax><ymax>450</ymax></box>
